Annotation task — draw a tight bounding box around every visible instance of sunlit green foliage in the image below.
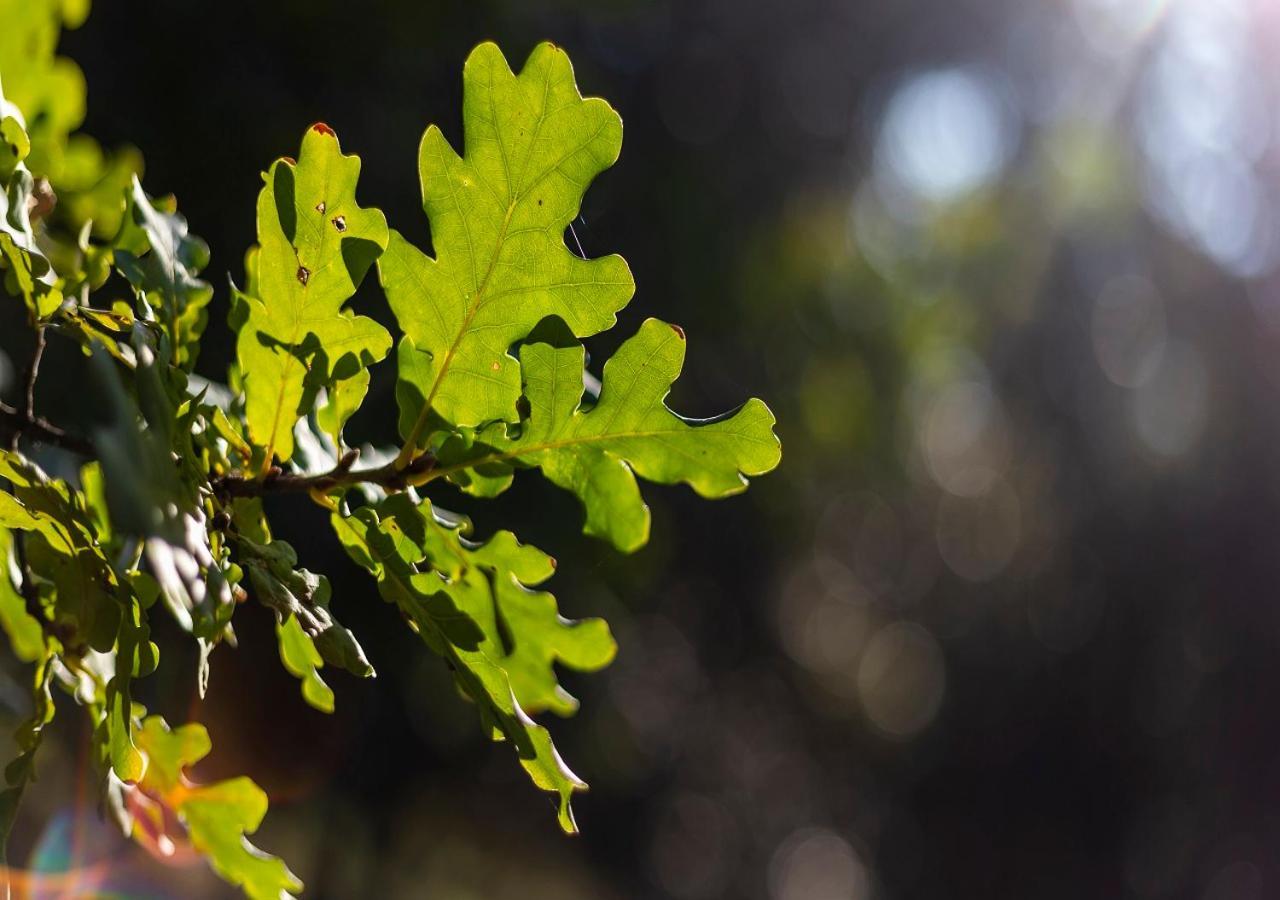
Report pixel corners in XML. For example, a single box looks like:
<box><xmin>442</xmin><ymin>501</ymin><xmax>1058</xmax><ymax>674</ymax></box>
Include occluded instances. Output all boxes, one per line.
<box><xmin>0</xmin><ymin>11</ymin><xmax>779</xmax><ymax>896</ymax></box>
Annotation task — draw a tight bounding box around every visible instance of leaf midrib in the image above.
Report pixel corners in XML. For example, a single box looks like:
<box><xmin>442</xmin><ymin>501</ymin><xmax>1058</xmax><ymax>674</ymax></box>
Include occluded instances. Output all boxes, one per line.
<box><xmin>397</xmin><ymin>83</ymin><xmax>606</xmax><ymax>463</ymax></box>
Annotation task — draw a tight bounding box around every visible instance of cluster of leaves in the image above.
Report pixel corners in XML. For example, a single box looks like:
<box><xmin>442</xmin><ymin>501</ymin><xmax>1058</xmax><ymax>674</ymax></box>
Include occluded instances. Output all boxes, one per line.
<box><xmin>0</xmin><ymin>8</ymin><xmax>779</xmax><ymax>896</ymax></box>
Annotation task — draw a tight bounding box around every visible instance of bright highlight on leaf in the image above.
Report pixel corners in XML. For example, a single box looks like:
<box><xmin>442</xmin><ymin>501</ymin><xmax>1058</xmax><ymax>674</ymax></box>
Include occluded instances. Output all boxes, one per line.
<box><xmin>132</xmin><ymin>717</ymin><xmax>303</xmax><ymax>900</ymax></box>
<box><xmin>381</xmin><ymin>41</ymin><xmax>634</xmax><ymax>452</ymax></box>
<box><xmin>236</xmin><ymin>124</ymin><xmax>390</xmax><ymax>465</ymax></box>
<box><xmin>0</xmin><ymin>12</ymin><xmax>780</xmax><ymax>897</ymax></box>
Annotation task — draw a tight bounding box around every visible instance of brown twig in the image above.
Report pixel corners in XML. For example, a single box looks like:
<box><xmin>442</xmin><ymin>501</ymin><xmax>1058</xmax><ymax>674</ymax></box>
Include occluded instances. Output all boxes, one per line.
<box><xmin>0</xmin><ymin>403</ymin><xmax>95</xmax><ymax>456</ymax></box>
<box><xmin>22</xmin><ymin>326</ymin><xmax>46</xmax><ymax>422</ymax></box>
<box><xmin>211</xmin><ymin>448</ymin><xmax>438</xmax><ymax>499</ymax></box>
<box><xmin>3</xmin><ymin>325</ymin><xmax>439</xmax><ymax>495</ymax></box>
<box><xmin>1</xmin><ymin>327</ymin><xmax>92</xmax><ymax>455</ymax></box>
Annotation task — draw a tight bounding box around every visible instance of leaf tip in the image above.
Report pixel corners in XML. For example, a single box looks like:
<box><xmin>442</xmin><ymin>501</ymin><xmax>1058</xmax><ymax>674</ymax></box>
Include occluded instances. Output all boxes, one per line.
<box><xmin>310</xmin><ymin>121</ymin><xmax>336</xmax><ymax>137</ymax></box>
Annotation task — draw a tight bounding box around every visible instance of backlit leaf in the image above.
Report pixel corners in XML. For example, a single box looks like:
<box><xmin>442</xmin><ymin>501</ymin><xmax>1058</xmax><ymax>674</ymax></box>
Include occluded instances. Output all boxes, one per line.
<box><xmin>380</xmin><ymin>41</ymin><xmax>633</xmax><ymax>449</ymax></box>
<box><xmin>435</xmin><ymin>317</ymin><xmax>782</xmax><ymax>551</ymax></box>
<box><xmin>133</xmin><ymin>716</ymin><xmax>301</xmax><ymax>900</ymax></box>
<box><xmin>0</xmin><ymin>529</ymin><xmax>43</xmax><ymax>663</ymax></box>
<box><xmin>235</xmin><ymin>125</ymin><xmax>389</xmax><ymax>464</ymax></box>
<box><xmin>0</xmin><ymin>649</ymin><xmax>55</xmax><ymax>886</ymax></box>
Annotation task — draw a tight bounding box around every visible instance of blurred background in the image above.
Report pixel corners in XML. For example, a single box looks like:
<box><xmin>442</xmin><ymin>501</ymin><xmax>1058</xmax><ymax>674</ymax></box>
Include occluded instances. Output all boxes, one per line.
<box><xmin>5</xmin><ymin>0</ymin><xmax>1280</xmax><ymax>896</ymax></box>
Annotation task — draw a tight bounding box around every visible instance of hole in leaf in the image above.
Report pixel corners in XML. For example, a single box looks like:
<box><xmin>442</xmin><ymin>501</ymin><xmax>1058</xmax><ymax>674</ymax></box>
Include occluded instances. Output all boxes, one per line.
<box><xmin>297</xmin><ymin>266</ymin><xmax>310</xmax><ymax>286</ymax></box>
<box><xmin>332</xmin><ymin>215</ymin><xmax>346</xmax><ymax>232</ymax></box>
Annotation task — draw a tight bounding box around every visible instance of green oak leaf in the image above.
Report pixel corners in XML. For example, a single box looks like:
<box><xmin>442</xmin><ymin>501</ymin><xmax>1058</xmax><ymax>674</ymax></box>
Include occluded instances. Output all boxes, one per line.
<box><xmin>235</xmin><ymin>124</ymin><xmax>389</xmax><ymax>465</ymax></box>
<box><xmin>133</xmin><ymin>716</ymin><xmax>302</xmax><ymax>900</ymax></box>
<box><xmin>0</xmin><ymin>528</ymin><xmax>43</xmax><ymax>663</ymax></box>
<box><xmin>96</xmin><ymin>574</ymin><xmax>158</xmax><ymax>786</ymax></box>
<box><xmin>1</xmin><ymin>452</ymin><xmax>153</xmax><ymax>785</ymax></box>
<box><xmin>0</xmin><ymin>230</ymin><xmax>62</xmax><ymax>319</ymax></box>
<box><xmin>90</xmin><ymin>343</ymin><xmax>232</xmax><ymax>655</ymax></box>
<box><xmin>0</xmin><ymin>0</ymin><xmax>143</xmax><ymax>239</ymax></box>
<box><xmin>0</xmin><ymin>451</ymin><xmax>120</xmax><ymax>651</ymax></box>
<box><xmin>332</xmin><ymin>498</ymin><xmax>595</xmax><ymax>831</ymax></box>
<box><xmin>57</xmin><ymin>135</ymin><xmax>143</xmax><ymax>239</ymax></box>
<box><xmin>0</xmin><ymin>115</ymin><xmax>30</xmax><ymax>179</ymax></box>
<box><xmin>0</xmin><ymin>649</ymin><xmax>55</xmax><ymax>887</ymax></box>
<box><xmin>276</xmin><ymin>616</ymin><xmax>334</xmax><ymax>713</ymax></box>
<box><xmin>237</xmin><ymin>535</ymin><xmax>374</xmax><ymax>713</ymax></box>
<box><xmin>114</xmin><ymin>178</ymin><xmax>213</xmax><ymax>368</ymax></box>
<box><xmin>27</xmin><ymin>534</ymin><xmax>119</xmax><ymax>651</ymax></box>
<box><xmin>380</xmin><ymin>41</ymin><xmax>634</xmax><ymax>452</ymax></box>
<box><xmin>0</xmin><ymin>95</ymin><xmax>61</xmax><ymax>320</ymax></box>
<box><xmin>381</xmin><ymin>492</ymin><xmax>615</xmax><ymax>715</ymax></box>
<box><xmin>434</xmin><ymin>317</ymin><xmax>782</xmax><ymax>552</ymax></box>
<box><xmin>0</xmin><ymin>0</ymin><xmax>87</xmax><ymax>180</ymax></box>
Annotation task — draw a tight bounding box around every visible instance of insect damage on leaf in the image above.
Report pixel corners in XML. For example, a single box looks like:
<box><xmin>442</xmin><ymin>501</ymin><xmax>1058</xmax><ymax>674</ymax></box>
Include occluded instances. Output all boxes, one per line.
<box><xmin>234</xmin><ymin>124</ymin><xmax>390</xmax><ymax>464</ymax></box>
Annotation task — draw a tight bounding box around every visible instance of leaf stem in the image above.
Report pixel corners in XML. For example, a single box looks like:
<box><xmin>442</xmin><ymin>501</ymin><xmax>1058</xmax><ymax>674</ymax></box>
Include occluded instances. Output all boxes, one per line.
<box><xmin>22</xmin><ymin>327</ymin><xmax>45</xmax><ymax>423</ymax></box>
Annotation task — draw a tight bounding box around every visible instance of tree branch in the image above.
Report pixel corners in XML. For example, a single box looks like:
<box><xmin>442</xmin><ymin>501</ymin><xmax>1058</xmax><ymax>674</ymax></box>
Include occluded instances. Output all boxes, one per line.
<box><xmin>0</xmin><ymin>404</ymin><xmax>95</xmax><ymax>456</ymax></box>
<box><xmin>1</xmin><ymin>327</ymin><xmax>94</xmax><ymax>456</ymax></box>
<box><xmin>0</xmin><ymin>321</ymin><xmax>437</xmax><ymax>494</ymax></box>
<box><xmin>22</xmin><ymin>326</ymin><xmax>45</xmax><ymax>422</ymax></box>
<box><xmin>211</xmin><ymin>449</ymin><xmax>438</xmax><ymax>498</ymax></box>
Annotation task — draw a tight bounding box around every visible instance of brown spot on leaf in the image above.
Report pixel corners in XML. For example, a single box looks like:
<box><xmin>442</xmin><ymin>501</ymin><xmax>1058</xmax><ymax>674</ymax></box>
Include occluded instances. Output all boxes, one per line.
<box><xmin>490</xmin><ymin>360</ymin><xmax>500</xmax><ymax>371</ymax></box>
<box><xmin>315</xmin><ymin>201</ymin><xmax>326</xmax><ymax>214</ymax></box>
<box><xmin>311</xmin><ymin>122</ymin><xmax>336</xmax><ymax>136</ymax></box>
<box><xmin>281</xmin><ymin>156</ymin><xmax>296</xmax><ymax>166</ymax></box>
<box><xmin>537</xmin><ymin>198</ymin><xmax>543</xmax><ymax>206</ymax></box>
<box><xmin>549</xmin><ymin>557</ymin><xmax>557</xmax><ymax>569</ymax></box>
<box><xmin>332</xmin><ymin>215</ymin><xmax>346</xmax><ymax>232</ymax></box>
<box><xmin>669</xmin><ymin>323</ymin><xmax>685</xmax><ymax>340</ymax></box>
<box><xmin>297</xmin><ymin>266</ymin><xmax>310</xmax><ymax>286</ymax></box>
